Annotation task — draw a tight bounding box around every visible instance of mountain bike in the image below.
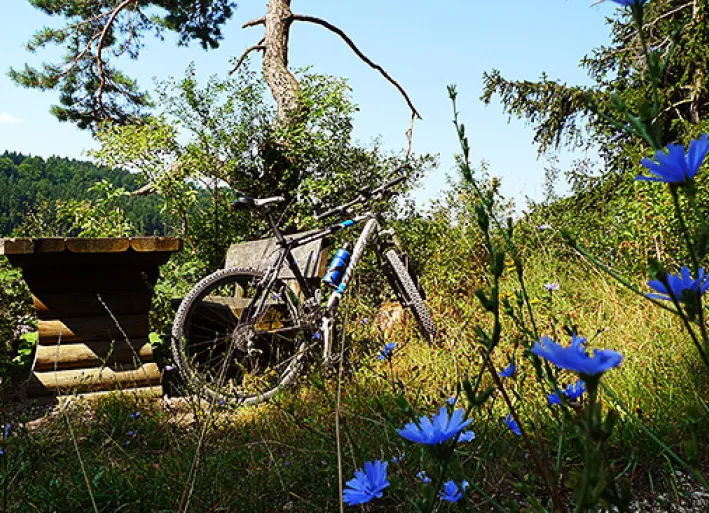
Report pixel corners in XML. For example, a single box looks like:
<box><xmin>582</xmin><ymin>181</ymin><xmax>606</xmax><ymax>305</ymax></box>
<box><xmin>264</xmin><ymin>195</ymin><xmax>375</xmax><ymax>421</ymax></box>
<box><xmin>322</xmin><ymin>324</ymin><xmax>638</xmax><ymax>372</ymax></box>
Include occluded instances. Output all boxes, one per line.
<box><xmin>171</xmin><ymin>169</ymin><xmax>436</xmax><ymax>405</ymax></box>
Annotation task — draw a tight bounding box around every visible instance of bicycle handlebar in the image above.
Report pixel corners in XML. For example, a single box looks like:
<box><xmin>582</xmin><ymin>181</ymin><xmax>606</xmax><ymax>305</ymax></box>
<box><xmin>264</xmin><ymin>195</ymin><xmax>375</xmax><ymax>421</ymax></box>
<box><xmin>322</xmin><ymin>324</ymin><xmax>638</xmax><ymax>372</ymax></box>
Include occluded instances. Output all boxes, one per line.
<box><xmin>313</xmin><ymin>168</ymin><xmax>408</xmax><ymax>221</ymax></box>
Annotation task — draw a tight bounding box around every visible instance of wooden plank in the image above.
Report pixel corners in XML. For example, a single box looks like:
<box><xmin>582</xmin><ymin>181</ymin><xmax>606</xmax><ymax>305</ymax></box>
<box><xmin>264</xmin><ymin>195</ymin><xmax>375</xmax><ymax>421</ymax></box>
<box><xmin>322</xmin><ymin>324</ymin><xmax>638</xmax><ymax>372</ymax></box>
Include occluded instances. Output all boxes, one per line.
<box><xmin>33</xmin><ymin>292</ymin><xmax>152</xmax><ymax>319</ymax></box>
<box><xmin>0</xmin><ymin>238</ymin><xmax>35</xmax><ymax>255</ymax></box>
<box><xmin>56</xmin><ymin>386</ymin><xmax>164</xmax><ymax>404</ymax></box>
<box><xmin>129</xmin><ymin>237</ymin><xmax>183</xmax><ymax>252</ymax></box>
<box><xmin>225</xmin><ymin>230</ymin><xmax>327</xmax><ymax>279</ymax></box>
<box><xmin>27</xmin><ymin>362</ymin><xmax>161</xmax><ymax>395</ymax></box>
<box><xmin>33</xmin><ymin>238</ymin><xmax>69</xmax><ymax>253</ymax></box>
<box><xmin>65</xmin><ymin>238</ymin><xmax>131</xmax><ymax>253</ymax></box>
<box><xmin>38</xmin><ymin>314</ymin><xmax>148</xmax><ymax>344</ymax></box>
<box><xmin>35</xmin><ymin>339</ymin><xmax>154</xmax><ymax>371</ymax></box>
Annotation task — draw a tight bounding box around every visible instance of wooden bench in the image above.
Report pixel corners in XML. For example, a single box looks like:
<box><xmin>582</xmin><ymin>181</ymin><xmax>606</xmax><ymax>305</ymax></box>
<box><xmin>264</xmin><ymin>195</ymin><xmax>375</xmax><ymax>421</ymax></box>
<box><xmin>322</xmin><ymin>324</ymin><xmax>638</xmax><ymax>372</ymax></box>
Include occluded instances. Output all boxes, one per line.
<box><xmin>0</xmin><ymin>237</ymin><xmax>182</xmax><ymax>398</ymax></box>
<box><xmin>173</xmin><ymin>232</ymin><xmax>329</xmax><ymax>339</ymax></box>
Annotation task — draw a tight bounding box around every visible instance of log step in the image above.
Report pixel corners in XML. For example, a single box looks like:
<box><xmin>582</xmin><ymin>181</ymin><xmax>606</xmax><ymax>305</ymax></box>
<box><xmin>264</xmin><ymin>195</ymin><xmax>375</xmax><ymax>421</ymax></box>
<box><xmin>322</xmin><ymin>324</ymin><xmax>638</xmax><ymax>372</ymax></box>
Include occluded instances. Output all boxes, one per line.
<box><xmin>38</xmin><ymin>314</ymin><xmax>148</xmax><ymax>344</ymax></box>
<box><xmin>34</xmin><ymin>340</ymin><xmax>154</xmax><ymax>371</ymax></box>
<box><xmin>28</xmin><ymin>362</ymin><xmax>161</xmax><ymax>395</ymax></box>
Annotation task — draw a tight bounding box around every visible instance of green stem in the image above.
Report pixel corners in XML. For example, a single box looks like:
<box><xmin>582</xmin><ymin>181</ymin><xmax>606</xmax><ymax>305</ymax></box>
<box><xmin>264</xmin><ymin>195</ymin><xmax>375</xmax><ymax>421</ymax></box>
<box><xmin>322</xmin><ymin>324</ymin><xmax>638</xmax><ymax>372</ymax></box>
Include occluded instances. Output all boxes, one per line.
<box><xmin>601</xmin><ymin>382</ymin><xmax>709</xmax><ymax>491</ymax></box>
<box><xmin>669</xmin><ymin>186</ymin><xmax>699</xmax><ymax>271</ymax></box>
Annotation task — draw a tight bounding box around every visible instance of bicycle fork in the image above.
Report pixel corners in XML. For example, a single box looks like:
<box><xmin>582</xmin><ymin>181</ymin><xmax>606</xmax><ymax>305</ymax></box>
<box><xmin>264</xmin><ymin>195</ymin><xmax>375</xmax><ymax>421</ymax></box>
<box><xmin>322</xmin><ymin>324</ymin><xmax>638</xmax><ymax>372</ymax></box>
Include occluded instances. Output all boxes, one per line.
<box><xmin>320</xmin><ymin>216</ymin><xmax>380</xmax><ymax>363</ymax></box>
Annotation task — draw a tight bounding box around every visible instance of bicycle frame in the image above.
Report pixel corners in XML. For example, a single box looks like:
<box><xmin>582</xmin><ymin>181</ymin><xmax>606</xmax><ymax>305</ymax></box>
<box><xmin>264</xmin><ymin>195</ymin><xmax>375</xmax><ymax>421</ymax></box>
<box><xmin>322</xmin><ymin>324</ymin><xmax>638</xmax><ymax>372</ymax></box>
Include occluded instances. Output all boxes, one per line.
<box><xmin>254</xmin><ymin>207</ymin><xmax>390</xmax><ymax>362</ymax></box>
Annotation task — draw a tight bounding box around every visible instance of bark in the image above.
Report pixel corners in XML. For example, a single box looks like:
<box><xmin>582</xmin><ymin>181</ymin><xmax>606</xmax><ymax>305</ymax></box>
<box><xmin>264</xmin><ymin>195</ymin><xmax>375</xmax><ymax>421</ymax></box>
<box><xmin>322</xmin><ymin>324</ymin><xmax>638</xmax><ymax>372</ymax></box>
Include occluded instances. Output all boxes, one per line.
<box><xmin>263</xmin><ymin>0</ymin><xmax>303</xmax><ymax>126</ymax></box>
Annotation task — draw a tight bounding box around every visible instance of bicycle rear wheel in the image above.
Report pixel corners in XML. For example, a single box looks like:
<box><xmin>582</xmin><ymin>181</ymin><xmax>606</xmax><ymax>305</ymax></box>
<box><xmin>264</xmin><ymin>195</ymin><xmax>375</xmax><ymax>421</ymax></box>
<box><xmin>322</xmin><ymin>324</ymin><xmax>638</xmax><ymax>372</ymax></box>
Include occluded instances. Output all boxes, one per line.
<box><xmin>384</xmin><ymin>249</ymin><xmax>437</xmax><ymax>343</ymax></box>
<box><xmin>171</xmin><ymin>267</ymin><xmax>308</xmax><ymax>406</ymax></box>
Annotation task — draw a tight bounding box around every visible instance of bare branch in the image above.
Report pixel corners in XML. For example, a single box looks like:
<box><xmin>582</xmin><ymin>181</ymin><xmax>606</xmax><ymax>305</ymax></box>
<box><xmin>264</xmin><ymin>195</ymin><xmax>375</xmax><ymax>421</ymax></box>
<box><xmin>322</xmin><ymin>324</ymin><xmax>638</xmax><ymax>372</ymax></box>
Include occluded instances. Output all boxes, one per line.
<box><xmin>230</xmin><ymin>38</ymin><xmax>266</xmax><ymax>75</ymax></box>
<box><xmin>97</xmin><ymin>0</ymin><xmax>138</xmax><ymax>118</ymax></box>
<box><xmin>405</xmin><ymin>113</ymin><xmax>416</xmax><ymax>160</ymax></box>
<box><xmin>243</xmin><ymin>16</ymin><xmax>266</xmax><ymax>28</ymax></box>
<box><xmin>291</xmin><ymin>13</ymin><xmax>422</xmax><ymax>119</ymax></box>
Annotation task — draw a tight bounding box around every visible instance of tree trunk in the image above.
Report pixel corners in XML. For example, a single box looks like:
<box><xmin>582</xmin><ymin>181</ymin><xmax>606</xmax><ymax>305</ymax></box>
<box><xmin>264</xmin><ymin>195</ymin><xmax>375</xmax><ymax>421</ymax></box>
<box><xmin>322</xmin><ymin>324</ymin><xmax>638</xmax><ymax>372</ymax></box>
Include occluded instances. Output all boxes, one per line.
<box><xmin>263</xmin><ymin>0</ymin><xmax>302</xmax><ymax>126</ymax></box>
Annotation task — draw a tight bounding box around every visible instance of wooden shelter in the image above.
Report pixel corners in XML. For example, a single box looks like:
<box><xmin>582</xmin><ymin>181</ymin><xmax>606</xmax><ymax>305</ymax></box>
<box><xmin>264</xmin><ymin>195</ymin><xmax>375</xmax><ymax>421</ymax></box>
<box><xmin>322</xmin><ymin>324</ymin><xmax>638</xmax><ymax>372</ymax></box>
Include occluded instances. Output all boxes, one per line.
<box><xmin>0</xmin><ymin>237</ymin><xmax>182</xmax><ymax>398</ymax></box>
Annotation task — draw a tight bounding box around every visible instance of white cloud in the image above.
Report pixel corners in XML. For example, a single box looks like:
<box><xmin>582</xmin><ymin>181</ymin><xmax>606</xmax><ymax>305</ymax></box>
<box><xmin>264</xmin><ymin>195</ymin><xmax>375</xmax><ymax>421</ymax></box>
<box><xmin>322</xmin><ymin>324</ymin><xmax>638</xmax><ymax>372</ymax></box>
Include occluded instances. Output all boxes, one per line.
<box><xmin>0</xmin><ymin>112</ymin><xmax>21</xmax><ymax>124</ymax></box>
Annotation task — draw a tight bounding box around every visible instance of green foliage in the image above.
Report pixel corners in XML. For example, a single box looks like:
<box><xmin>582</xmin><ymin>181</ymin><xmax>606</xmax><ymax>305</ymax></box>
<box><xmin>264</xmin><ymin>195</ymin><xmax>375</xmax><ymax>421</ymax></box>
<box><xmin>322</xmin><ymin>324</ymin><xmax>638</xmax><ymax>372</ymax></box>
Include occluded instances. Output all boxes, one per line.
<box><xmin>0</xmin><ymin>152</ymin><xmax>164</xmax><ymax>237</ymax></box>
<box><xmin>482</xmin><ymin>1</ymin><xmax>709</xmax><ymax>271</ymax></box>
<box><xmin>9</xmin><ymin>0</ymin><xmax>236</xmax><ymax>129</ymax></box>
<box><xmin>56</xmin><ymin>179</ymin><xmax>136</xmax><ymax>237</ymax></box>
<box><xmin>92</xmin><ymin>66</ymin><xmax>435</xmax><ymax>271</ymax></box>
<box><xmin>0</xmin><ymin>258</ymin><xmax>34</xmax><ymax>382</ymax></box>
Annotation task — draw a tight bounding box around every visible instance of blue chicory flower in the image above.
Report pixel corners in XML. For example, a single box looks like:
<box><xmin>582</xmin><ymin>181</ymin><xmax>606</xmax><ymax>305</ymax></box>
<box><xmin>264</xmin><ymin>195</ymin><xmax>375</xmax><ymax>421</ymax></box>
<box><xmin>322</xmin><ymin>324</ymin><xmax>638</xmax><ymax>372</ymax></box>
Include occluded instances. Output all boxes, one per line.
<box><xmin>439</xmin><ymin>480</ymin><xmax>469</xmax><ymax>503</ymax></box>
<box><xmin>504</xmin><ymin>414</ymin><xmax>521</xmax><ymax>436</ymax></box>
<box><xmin>609</xmin><ymin>0</ymin><xmax>649</xmax><ymax>6</ymax></box>
<box><xmin>647</xmin><ymin>266</ymin><xmax>709</xmax><ymax>303</ymax></box>
<box><xmin>637</xmin><ymin>134</ymin><xmax>709</xmax><ymax>184</ymax></box>
<box><xmin>499</xmin><ymin>362</ymin><xmax>516</xmax><ymax>378</ymax></box>
<box><xmin>458</xmin><ymin>430</ymin><xmax>476</xmax><ymax>443</ymax></box>
<box><xmin>3</xmin><ymin>424</ymin><xmax>11</xmax><ymax>438</ymax></box>
<box><xmin>130</xmin><ymin>412</ymin><xmax>141</xmax><ymax>420</ymax></box>
<box><xmin>312</xmin><ymin>331</ymin><xmax>322</xmax><ymax>341</ymax></box>
<box><xmin>398</xmin><ymin>406</ymin><xmax>473</xmax><ymax>445</ymax></box>
<box><xmin>392</xmin><ymin>453</ymin><xmax>405</xmax><ymax>463</ymax></box>
<box><xmin>377</xmin><ymin>342</ymin><xmax>397</xmax><ymax>361</ymax></box>
<box><xmin>548</xmin><ymin>380</ymin><xmax>587</xmax><ymax>405</ymax></box>
<box><xmin>446</xmin><ymin>396</ymin><xmax>457</xmax><ymax>406</ymax></box>
<box><xmin>544</xmin><ymin>282</ymin><xmax>560</xmax><ymax>292</ymax></box>
<box><xmin>531</xmin><ymin>335</ymin><xmax>623</xmax><ymax>376</ymax></box>
<box><xmin>536</xmin><ymin>224</ymin><xmax>552</xmax><ymax>230</ymax></box>
<box><xmin>343</xmin><ymin>460</ymin><xmax>390</xmax><ymax>506</ymax></box>
<box><xmin>417</xmin><ymin>470</ymin><xmax>432</xmax><ymax>483</ymax></box>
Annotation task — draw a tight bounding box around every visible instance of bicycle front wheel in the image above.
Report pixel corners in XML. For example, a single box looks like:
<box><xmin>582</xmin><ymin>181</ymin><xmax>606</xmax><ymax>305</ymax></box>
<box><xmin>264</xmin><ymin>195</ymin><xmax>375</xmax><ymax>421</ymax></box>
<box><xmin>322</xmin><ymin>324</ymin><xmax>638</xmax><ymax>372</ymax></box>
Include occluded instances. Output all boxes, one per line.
<box><xmin>171</xmin><ymin>267</ymin><xmax>308</xmax><ymax>406</ymax></box>
<box><xmin>384</xmin><ymin>249</ymin><xmax>437</xmax><ymax>343</ymax></box>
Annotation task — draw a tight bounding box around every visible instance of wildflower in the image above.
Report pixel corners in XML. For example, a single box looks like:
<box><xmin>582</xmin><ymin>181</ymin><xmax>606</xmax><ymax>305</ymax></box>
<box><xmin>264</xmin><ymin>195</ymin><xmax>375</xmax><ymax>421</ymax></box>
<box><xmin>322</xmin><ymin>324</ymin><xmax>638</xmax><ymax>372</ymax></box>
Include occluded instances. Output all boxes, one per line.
<box><xmin>439</xmin><ymin>480</ymin><xmax>469</xmax><ymax>503</ymax></box>
<box><xmin>637</xmin><ymin>134</ymin><xmax>709</xmax><ymax>184</ymax></box>
<box><xmin>217</xmin><ymin>399</ymin><xmax>227</xmax><ymax>406</ymax></box>
<box><xmin>609</xmin><ymin>0</ymin><xmax>648</xmax><ymax>6</ymax></box>
<box><xmin>398</xmin><ymin>406</ymin><xmax>472</xmax><ymax>445</ymax></box>
<box><xmin>3</xmin><ymin>424</ymin><xmax>11</xmax><ymax>438</ymax></box>
<box><xmin>392</xmin><ymin>453</ymin><xmax>405</xmax><ymax>463</ymax></box>
<box><xmin>130</xmin><ymin>412</ymin><xmax>141</xmax><ymax>420</ymax></box>
<box><xmin>272</xmin><ymin>292</ymin><xmax>282</xmax><ymax>301</ymax></box>
<box><xmin>361</xmin><ymin>317</ymin><xmax>369</xmax><ymax>325</ymax></box>
<box><xmin>544</xmin><ymin>282</ymin><xmax>560</xmax><ymax>292</ymax></box>
<box><xmin>377</xmin><ymin>342</ymin><xmax>396</xmax><ymax>361</ymax></box>
<box><xmin>343</xmin><ymin>460</ymin><xmax>389</xmax><ymax>506</ymax></box>
<box><xmin>164</xmin><ymin>364</ymin><xmax>175</xmax><ymax>372</ymax></box>
<box><xmin>0</xmin><ymin>449</ymin><xmax>4</xmax><ymax>456</ymax></box>
<box><xmin>647</xmin><ymin>266</ymin><xmax>709</xmax><ymax>303</ymax></box>
<box><xmin>312</xmin><ymin>331</ymin><xmax>322</xmax><ymax>341</ymax></box>
<box><xmin>417</xmin><ymin>470</ymin><xmax>432</xmax><ymax>483</ymax></box>
<box><xmin>458</xmin><ymin>430</ymin><xmax>476</xmax><ymax>443</ymax></box>
<box><xmin>504</xmin><ymin>414</ymin><xmax>521</xmax><ymax>436</ymax></box>
<box><xmin>446</xmin><ymin>396</ymin><xmax>457</xmax><ymax>406</ymax></box>
<box><xmin>531</xmin><ymin>334</ymin><xmax>623</xmax><ymax>376</ymax></box>
<box><xmin>127</xmin><ymin>430</ymin><xmax>136</xmax><ymax>437</ymax></box>
<box><xmin>548</xmin><ymin>380</ymin><xmax>587</xmax><ymax>405</ymax></box>
<box><xmin>499</xmin><ymin>362</ymin><xmax>516</xmax><ymax>378</ymax></box>
<box><xmin>536</xmin><ymin>224</ymin><xmax>552</xmax><ymax>230</ymax></box>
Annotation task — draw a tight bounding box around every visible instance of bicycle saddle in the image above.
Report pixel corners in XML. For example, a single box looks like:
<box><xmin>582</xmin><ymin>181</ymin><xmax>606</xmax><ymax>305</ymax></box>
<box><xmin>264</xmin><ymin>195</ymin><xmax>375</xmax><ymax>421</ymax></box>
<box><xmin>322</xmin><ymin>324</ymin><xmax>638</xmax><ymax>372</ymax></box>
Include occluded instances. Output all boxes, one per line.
<box><xmin>233</xmin><ymin>196</ymin><xmax>286</xmax><ymax>209</ymax></box>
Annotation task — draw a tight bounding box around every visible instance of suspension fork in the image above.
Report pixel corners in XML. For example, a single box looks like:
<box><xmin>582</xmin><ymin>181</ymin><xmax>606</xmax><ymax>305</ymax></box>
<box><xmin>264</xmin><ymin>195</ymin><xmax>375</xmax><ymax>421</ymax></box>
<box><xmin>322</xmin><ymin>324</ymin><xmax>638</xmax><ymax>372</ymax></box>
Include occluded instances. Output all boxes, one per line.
<box><xmin>320</xmin><ymin>216</ymin><xmax>381</xmax><ymax>362</ymax></box>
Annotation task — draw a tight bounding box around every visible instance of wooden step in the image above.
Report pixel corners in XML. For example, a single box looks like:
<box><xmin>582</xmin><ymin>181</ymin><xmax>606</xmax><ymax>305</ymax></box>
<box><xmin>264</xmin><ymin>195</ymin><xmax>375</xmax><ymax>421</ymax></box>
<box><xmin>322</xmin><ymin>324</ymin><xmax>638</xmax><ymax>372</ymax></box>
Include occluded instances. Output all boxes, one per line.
<box><xmin>28</xmin><ymin>362</ymin><xmax>161</xmax><ymax>395</ymax></box>
<box><xmin>34</xmin><ymin>339</ymin><xmax>154</xmax><ymax>371</ymax></box>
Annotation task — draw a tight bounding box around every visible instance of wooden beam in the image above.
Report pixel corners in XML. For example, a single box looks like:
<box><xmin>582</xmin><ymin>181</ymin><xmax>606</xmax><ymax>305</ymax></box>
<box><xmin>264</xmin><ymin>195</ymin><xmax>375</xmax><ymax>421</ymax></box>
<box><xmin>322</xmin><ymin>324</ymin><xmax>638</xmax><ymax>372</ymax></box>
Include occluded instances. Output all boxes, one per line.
<box><xmin>28</xmin><ymin>362</ymin><xmax>161</xmax><ymax>395</ymax></box>
<box><xmin>35</xmin><ymin>339</ymin><xmax>154</xmax><ymax>371</ymax></box>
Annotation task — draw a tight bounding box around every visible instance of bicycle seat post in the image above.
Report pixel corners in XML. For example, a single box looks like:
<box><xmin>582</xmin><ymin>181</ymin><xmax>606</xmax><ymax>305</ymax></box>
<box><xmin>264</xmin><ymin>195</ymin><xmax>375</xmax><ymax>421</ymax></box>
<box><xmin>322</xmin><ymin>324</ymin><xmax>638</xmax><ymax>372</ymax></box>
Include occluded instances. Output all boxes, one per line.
<box><xmin>265</xmin><ymin>208</ymin><xmax>287</xmax><ymax>247</ymax></box>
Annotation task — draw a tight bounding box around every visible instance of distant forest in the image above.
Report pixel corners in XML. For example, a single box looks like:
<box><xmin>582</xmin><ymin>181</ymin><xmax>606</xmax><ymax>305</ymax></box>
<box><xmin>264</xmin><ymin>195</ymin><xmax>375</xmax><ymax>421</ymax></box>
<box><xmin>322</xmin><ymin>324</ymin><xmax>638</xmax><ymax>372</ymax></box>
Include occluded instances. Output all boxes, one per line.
<box><xmin>0</xmin><ymin>152</ymin><xmax>165</xmax><ymax>236</ymax></box>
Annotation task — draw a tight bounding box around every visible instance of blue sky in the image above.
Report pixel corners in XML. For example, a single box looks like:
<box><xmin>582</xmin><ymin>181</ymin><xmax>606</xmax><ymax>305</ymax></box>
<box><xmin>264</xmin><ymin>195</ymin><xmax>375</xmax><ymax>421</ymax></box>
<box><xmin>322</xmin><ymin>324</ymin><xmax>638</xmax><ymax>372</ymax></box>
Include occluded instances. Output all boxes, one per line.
<box><xmin>0</xmin><ymin>1</ymin><xmax>617</xmax><ymax>208</ymax></box>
